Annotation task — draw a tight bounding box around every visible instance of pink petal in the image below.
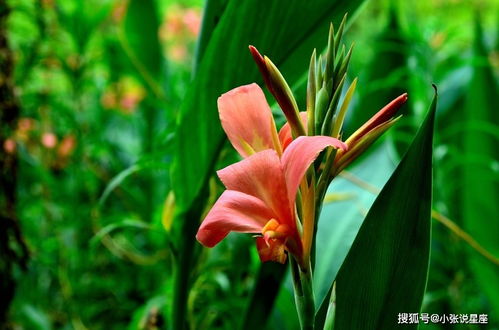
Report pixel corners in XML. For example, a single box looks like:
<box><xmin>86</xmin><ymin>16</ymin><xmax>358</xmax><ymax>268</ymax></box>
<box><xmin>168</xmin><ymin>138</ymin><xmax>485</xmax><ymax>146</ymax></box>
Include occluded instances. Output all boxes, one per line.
<box><xmin>281</xmin><ymin>136</ymin><xmax>348</xmax><ymax>202</ymax></box>
<box><xmin>196</xmin><ymin>190</ymin><xmax>276</xmax><ymax>247</ymax></box>
<box><xmin>278</xmin><ymin>112</ymin><xmax>308</xmax><ymax>150</ymax></box>
<box><xmin>217</xmin><ymin>150</ymin><xmax>294</xmax><ymax>227</ymax></box>
<box><xmin>218</xmin><ymin>83</ymin><xmax>278</xmax><ymax>157</ymax></box>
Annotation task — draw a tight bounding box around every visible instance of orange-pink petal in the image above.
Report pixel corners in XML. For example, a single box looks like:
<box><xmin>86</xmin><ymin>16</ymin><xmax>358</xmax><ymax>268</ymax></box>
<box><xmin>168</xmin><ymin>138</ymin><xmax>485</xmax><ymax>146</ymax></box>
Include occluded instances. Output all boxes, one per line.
<box><xmin>218</xmin><ymin>83</ymin><xmax>278</xmax><ymax>157</ymax></box>
<box><xmin>217</xmin><ymin>150</ymin><xmax>294</xmax><ymax>228</ymax></box>
<box><xmin>278</xmin><ymin>112</ymin><xmax>308</xmax><ymax>150</ymax></box>
<box><xmin>281</xmin><ymin>136</ymin><xmax>347</xmax><ymax>202</ymax></box>
<box><xmin>196</xmin><ymin>190</ymin><xmax>276</xmax><ymax>247</ymax></box>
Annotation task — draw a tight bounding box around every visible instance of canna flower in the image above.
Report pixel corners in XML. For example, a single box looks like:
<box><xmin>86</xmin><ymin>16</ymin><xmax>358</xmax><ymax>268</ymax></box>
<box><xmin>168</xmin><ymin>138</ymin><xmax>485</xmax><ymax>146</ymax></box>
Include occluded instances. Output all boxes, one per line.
<box><xmin>198</xmin><ymin>81</ymin><xmax>346</xmax><ymax>264</ymax></box>
<box><xmin>196</xmin><ymin>136</ymin><xmax>346</xmax><ymax>264</ymax></box>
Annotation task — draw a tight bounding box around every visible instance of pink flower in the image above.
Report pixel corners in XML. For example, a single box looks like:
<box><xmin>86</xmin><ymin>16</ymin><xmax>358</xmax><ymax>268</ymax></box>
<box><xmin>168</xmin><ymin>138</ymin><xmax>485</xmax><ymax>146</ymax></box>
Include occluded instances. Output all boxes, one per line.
<box><xmin>41</xmin><ymin>132</ymin><xmax>57</xmax><ymax>149</ymax></box>
<box><xmin>183</xmin><ymin>9</ymin><xmax>201</xmax><ymax>37</ymax></box>
<box><xmin>197</xmin><ymin>137</ymin><xmax>346</xmax><ymax>264</ymax></box>
<box><xmin>197</xmin><ymin>83</ymin><xmax>346</xmax><ymax>263</ymax></box>
<box><xmin>3</xmin><ymin>138</ymin><xmax>16</xmax><ymax>154</ymax></box>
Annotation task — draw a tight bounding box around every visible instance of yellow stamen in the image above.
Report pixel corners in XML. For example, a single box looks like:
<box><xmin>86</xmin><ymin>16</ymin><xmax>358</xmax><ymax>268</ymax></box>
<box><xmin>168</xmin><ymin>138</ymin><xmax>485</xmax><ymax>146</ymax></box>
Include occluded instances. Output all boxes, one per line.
<box><xmin>239</xmin><ymin>139</ymin><xmax>256</xmax><ymax>156</ymax></box>
<box><xmin>262</xmin><ymin>219</ymin><xmax>291</xmax><ymax>247</ymax></box>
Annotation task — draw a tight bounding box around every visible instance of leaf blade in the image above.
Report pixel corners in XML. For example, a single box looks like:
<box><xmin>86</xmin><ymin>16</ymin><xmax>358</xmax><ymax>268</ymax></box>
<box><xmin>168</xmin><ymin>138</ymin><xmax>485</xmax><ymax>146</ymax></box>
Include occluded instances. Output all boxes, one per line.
<box><xmin>325</xmin><ymin>89</ymin><xmax>436</xmax><ymax>330</ymax></box>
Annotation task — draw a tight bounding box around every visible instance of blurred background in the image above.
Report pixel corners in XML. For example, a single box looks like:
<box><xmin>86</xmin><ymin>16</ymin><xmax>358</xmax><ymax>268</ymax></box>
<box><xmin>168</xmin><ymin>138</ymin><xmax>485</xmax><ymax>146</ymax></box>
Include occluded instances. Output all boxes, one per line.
<box><xmin>0</xmin><ymin>0</ymin><xmax>497</xmax><ymax>329</ymax></box>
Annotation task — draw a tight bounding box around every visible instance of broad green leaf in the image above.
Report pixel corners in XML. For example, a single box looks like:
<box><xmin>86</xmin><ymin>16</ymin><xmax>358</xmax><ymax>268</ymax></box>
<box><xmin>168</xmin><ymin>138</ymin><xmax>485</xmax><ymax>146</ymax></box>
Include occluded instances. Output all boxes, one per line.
<box><xmin>193</xmin><ymin>0</ymin><xmax>230</xmax><ymax>73</ymax></box>
<box><xmin>320</xmin><ymin>89</ymin><xmax>436</xmax><ymax>330</ymax></box>
<box><xmin>461</xmin><ymin>17</ymin><xmax>499</xmax><ymax>315</ymax></box>
<box><xmin>314</xmin><ymin>143</ymin><xmax>396</xmax><ymax>307</ymax></box>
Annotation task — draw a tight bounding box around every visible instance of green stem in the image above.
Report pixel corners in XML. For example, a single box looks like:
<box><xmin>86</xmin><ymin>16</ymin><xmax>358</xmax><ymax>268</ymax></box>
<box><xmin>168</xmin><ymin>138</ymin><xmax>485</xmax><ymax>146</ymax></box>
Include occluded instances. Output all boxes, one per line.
<box><xmin>291</xmin><ymin>258</ymin><xmax>315</xmax><ymax>330</ymax></box>
<box><xmin>172</xmin><ymin>213</ymin><xmax>198</xmax><ymax>330</ymax></box>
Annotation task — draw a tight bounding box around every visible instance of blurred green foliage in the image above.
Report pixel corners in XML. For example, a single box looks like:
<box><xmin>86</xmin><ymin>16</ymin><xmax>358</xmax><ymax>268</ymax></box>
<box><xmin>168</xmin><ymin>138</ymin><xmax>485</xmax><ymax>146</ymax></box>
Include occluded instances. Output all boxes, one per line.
<box><xmin>1</xmin><ymin>0</ymin><xmax>498</xmax><ymax>329</ymax></box>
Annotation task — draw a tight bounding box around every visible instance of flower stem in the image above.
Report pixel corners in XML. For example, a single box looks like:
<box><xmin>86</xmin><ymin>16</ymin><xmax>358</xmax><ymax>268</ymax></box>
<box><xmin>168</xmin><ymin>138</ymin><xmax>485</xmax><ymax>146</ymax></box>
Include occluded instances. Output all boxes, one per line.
<box><xmin>291</xmin><ymin>257</ymin><xmax>316</xmax><ymax>330</ymax></box>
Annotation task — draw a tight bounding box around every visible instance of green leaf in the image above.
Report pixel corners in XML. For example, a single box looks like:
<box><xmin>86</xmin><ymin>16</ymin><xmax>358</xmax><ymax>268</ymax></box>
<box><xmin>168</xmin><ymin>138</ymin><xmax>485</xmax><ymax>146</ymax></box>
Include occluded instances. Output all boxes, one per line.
<box><xmin>193</xmin><ymin>0</ymin><xmax>230</xmax><ymax>73</ymax></box>
<box><xmin>90</xmin><ymin>218</ymin><xmax>151</xmax><ymax>247</ymax></box>
<box><xmin>127</xmin><ymin>295</ymin><xmax>166</xmax><ymax>330</ymax></box>
<box><xmin>461</xmin><ymin>17</ymin><xmax>499</xmax><ymax>315</ymax></box>
<box><xmin>317</xmin><ymin>88</ymin><xmax>436</xmax><ymax>329</ymax></box>
<box><xmin>122</xmin><ymin>0</ymin><xmax>163</xmax><ymax>94</ymax></box>
<box><xmin>98</xmin><ymin>160</ymin><xmax>169</xmax><ymax>207</ymax></box>
<box><xmin>314</xmin><ymin>143</ymin><xmax>396</xmax><ymax>308</ymax></box>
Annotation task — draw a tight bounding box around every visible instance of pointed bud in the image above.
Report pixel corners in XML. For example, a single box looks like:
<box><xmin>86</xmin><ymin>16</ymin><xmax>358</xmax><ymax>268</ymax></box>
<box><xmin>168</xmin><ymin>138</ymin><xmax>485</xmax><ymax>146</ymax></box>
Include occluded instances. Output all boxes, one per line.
<box><xmin>307</xmin><ymin>49</ymin><xmax>317</xmax><ymax>135</ymax></box>
<box><xmin>314</xmin><ymin>86</ymin><xmax>330</xmax><ymax>133</ymax></box>
<box><xmin>330</xmin><ymin>78</ymin><xmax>357</xmax><ymax>137</ymax></box>
<box><xmin>335</xmin><ymin>43</ymin><xmax>354</xmax><ymax>90</ymax></box>
<box><xmin>334</xmin><ymin>45</ymin><xmax>346</xmax><ymax>74</ymax></box>
<box><xmin>334</xmin><ymin>117</ymin><xmax>401</xmax><ymax>174</ymax></box>
<box><xmin>249</xmin><ymin>45</ymin><xmax>274</xmax><ymax>94</ymax></box>
<box><xmin>321</xmin><ymin>74</ymin><xmax>347</xmax><ymax>135</ymax></box>
<box><xmin>325</xmin><ymin>23</ymin><xmax>335</xmax><ymax>81</ymax></box>
<box><xmin>334</xmin><ymin>13</ymin><xmax>348</xmax><ymax>54</ymax></box>
<box><xmin>332</xmin><ymin>93</ymin><xmax>408</xmax><ymax>175</ymax></box>
<box><xmin>249</xmin><ymin>46</ymin><xmax>306</xmax><ymax>137</ymax></box>
<box><xmin>346</xmin><ymin>93</ymin><xmax>408</xmax><ymax>145</ymax></box>
<box><xmin>317</xmin><ymin>54</ymin><xmax>324</xmax><ymax>88</ymax></box>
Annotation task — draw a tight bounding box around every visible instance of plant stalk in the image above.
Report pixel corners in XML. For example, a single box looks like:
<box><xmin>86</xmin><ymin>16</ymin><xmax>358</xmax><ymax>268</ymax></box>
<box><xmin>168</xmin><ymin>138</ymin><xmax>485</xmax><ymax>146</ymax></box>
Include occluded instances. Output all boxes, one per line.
<box><xmin>291</xmin><ymin>257</ymin><xmax>316</xmax><ymax>330</ymax></box>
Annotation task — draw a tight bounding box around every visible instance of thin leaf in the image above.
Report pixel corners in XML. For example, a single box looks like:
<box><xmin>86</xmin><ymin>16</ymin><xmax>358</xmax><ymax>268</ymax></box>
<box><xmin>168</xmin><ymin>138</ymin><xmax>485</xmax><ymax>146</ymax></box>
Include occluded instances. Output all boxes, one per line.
<box><xmin>90</xmin><ymin>219</ymin><xmax>151</xmax><ymax>247</ymax></box>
